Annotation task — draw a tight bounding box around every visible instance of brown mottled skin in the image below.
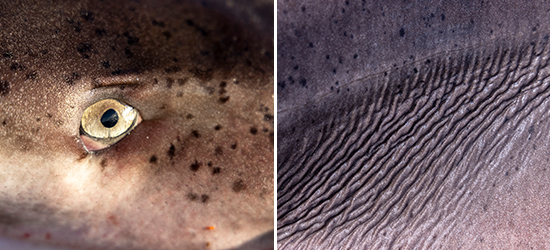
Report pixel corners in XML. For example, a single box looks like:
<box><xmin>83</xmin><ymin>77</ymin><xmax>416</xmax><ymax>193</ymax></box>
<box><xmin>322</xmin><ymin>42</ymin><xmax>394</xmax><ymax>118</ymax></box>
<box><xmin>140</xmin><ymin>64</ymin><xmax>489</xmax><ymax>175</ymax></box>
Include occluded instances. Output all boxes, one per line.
<box><xmin>0</xmin><ymin>0</ymin><xmax>273</xmax><ymax>249</ymax></box>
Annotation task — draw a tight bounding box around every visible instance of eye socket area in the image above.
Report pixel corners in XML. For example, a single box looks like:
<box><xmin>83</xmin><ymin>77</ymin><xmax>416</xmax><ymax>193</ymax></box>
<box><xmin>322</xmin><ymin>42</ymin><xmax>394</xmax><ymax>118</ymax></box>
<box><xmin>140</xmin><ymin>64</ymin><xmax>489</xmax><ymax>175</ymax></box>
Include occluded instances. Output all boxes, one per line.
<box><xmin>80</xmin><ymin>99</ymin><xmax>142</xmax><ymax>152</ymax></box>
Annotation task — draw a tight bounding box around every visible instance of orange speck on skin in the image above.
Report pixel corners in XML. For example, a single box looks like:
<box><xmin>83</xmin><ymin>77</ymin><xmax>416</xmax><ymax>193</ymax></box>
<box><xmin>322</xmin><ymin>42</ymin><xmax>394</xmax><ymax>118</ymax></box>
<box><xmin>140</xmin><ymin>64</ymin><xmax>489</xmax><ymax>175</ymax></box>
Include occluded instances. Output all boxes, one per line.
<box><xmin>206</xmin><ymin>242</ymin><xmax>211</xmax><ymax>247</ymax></box>
<box><xmin>205</xmin><ymin>226</ymin><xmax>215</xmax><ymax>230</ymax></box>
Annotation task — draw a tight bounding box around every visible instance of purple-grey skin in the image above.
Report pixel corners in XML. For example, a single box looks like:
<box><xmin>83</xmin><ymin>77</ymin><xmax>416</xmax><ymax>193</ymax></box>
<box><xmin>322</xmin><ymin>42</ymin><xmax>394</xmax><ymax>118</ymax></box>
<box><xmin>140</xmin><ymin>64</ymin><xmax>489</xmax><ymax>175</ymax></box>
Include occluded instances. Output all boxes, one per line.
<box><xmin>278</xmin><ymin>0</ymin><xmax>550</xmax><ymax>249</ymax></box>
<box><xmin>0</xmin><ymin>0</ymin><xmax>273</xmax><ymax>249</ymax></box>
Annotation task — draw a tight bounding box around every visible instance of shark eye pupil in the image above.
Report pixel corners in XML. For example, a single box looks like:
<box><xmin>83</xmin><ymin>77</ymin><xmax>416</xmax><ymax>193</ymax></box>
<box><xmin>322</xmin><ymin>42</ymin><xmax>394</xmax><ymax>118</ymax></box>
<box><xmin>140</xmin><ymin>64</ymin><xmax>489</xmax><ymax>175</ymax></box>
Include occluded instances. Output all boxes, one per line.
<box><xmin>100</xmin><ymin>109</ymin><xmax>119</xmax><ymax>128</ymax></box>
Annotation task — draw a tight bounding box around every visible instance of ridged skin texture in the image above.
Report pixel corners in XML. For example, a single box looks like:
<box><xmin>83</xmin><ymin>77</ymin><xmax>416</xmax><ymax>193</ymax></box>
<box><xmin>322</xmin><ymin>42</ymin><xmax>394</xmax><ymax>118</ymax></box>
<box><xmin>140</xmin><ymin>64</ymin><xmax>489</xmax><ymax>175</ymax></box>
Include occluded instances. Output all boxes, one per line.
<box><xmin>278</xmin><ymin>0</ymin><xmax>550</xmax><ymax>249</ymax></box>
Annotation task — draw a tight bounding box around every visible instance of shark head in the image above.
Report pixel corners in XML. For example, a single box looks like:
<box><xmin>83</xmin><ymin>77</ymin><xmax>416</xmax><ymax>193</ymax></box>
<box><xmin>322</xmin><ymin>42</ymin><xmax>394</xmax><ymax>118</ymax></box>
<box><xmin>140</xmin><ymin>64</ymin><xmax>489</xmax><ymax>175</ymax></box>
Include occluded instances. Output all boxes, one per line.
<box><xmin>0</xmin><ymin>0</ymin><xmax>273</xmax><ymax>249</ymax></box>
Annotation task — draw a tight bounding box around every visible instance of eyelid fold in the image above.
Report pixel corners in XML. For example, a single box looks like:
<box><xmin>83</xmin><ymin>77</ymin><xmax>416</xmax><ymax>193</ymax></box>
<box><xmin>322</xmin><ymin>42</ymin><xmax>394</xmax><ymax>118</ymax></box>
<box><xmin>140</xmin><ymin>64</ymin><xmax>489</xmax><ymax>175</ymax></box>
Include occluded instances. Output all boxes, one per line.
<box><xmin>80</xmin><ymin>99</ymin><xmax>142</xmax><ymax>152</ymax></box>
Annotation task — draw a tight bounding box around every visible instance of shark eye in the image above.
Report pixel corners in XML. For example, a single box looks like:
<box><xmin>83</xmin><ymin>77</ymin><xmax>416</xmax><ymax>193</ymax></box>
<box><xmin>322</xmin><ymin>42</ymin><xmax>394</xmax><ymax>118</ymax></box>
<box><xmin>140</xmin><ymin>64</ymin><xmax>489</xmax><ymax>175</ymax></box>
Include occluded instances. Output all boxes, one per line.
<box><xmin>80</xmin><ymin>99</ymin><xmax>142</xmax><ymax>151</ymax></box>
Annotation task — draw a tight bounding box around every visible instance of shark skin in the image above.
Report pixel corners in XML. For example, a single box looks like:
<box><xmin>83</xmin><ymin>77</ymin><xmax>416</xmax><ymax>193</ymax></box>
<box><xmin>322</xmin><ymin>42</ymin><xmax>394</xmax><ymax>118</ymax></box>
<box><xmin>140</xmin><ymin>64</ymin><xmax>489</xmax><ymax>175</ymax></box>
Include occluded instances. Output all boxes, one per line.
<box><xmin>278</xmin><ymin>0</ymin><xmax>550</xmax><ymax>249</ymax></box>
<box><xmin>0</xmin><ymin>0</ymin><xmax>273</xmax><ymax>249</ymax></box>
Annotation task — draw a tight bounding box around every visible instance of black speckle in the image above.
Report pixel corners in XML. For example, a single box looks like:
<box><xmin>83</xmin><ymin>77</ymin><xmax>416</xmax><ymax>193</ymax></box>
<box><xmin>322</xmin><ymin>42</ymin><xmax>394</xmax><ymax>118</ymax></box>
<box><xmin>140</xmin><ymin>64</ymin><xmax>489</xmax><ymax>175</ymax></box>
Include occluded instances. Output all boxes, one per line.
<box><xmin>149</xmin><ymin>155</ymin><xmax>157</xmax><ymax>164</ymax></box>
<box><xmin>101</xmin><ymin>61</ymin><xmax>110</xmax><ymax>68</ymax></box>
<box><xmin>162</xmin><ymin>31</ymin><xmax>171</xmax><ymax>39</ymax></box>
<box><xmin>0</xmin><ymin>81</ymin><xmax>10</xmax><ymax>96</ymax></box>
<box><xmin>212</xmin><ymin>167</ymin><xmax>221</xmax><ymax>175</ymax></box>
<box><xmin>177</xmin><ymin>78</ymin><xmax>187</xmax><ymax>86</ymax></box>
<box><xmin>76</xmin><ymin>42</ymin><xmax>92</xmax><ymax>55</ymax></box>
<box><xmin>167</xmin><ymin>144</ymin><xmax>175</xmax><ymax>159</ymax></box>
<box><xmin>2</xmin><ymin>51</ymin><xmax>12</xmax><ymax>58</ymax></box>
<box><xmin>231</xmin><ymin>143</ymin><xmax>237</xmax><ymax>149</ymax></box>
<box><xmin>250</xmin><ymin>127</ymin><xmax>258</xmax><ymax>135</ymax></box>
<box><xmin>207</xmin><ymin>161</ymin><xmax>213</xmax><ymax>167</ymax></box>
<box><xmin>26</xmin><ymin>71</ymin><xmax>38</xmax><ymax>80</ymax></box>
<box><xmin>308</xmin><ymin>42</ymin><xmax>314</xmax><ymax>48</ymax></box>
<box><xmin>164</xmin><ymin>66</ymin><xmax>181</xmax><ymax>73</ymax></box>
<box><xmin>192</xmin><ymin>130</ymin><xmax>200</xmax><ymax>138</ymax></box>
<box><xmin>232</xmin><ymin>179</ymin><xmax>247</xmax><ymax>193</ymax></box>
<box><xmin>294</xmin><ymin>65</ymin><xmax>299</xmax><ymax>70</ymax></box>
<box><xmin>264</xmin><ymin>114</ymin><xmax>273</xmax><ymax>122</ymax></box>
<box><xmin>399</xmin><ymin>27</ymin><xmax>405</xmax><ymax>37</ymax></box>
<box><xmin>353</xmin><ymin>54</ymin><xmax>358</xmax><ymax>59</ymax></box>
<box><xmin>186</xmin><ymin>114</ymin><xmax>194</xmax><ymax>119</ymax></box>
<box><xmin>441</xmin><ymin>14</ymin><xmax>445</xmax><ymax>21</ymax></box>
<box><xmin>425</xmin><ymin>59</ymin><xmax>431</xmax><ymax>64</ymax></box>
<box><xmin>326</xmin><ymin>55</ymin><xmax>330</xmax><ymax>60</ymax></box>
<box><xmin>124</xmin><ymin>47</ymin><xmax>133</xmax><ymax>58</ymax></box>
<box><xmin>339</xmin><ymin>57</ymin><xmax>343</xmax><ymax>63</ymax></box>
<box><xmin>200</xmin><ymin>50</ymin><xmax>210</xmax><ymax>56</ymax></box>
<box><xmin>2</xmin><ymin>121</ymin><xmax>6</xmax><ymax>126</ymax></box>
<box><xmin>166</xmin><ymin>77</ymin><xmax>174</xmax><ymax>89</ymax></box>
<box><xmin>10</xmin><ymin>63</ymin><xmax>26</xmax><ymax>71</ymax></box>
<box><xmin>63</xmin><ymin>72</ymin><xmax>80</xmax><ymax>85</ymax></box>
<box><xmin>190</xmin><ymin>160</ymin><xmax>201</xmax><ymax>172</ymax></box>
<box><xmin>123</xmin><ymin>32</ymin><xmax>139</xmax><ymax>45</ymax></box>
<box><xmin>219</xmin><ymin>96</ymin><xmax>230</xmax><ymax>103</ymax></box>
<box><xmin>151</xmin><ymin>20</ymin><xmax>166</xmax><ymax>28</ymax></box>
<box><xmin>215</xmin><ymin>146</ymin><xmax>223</xmax><ymax>156</ymax></box>
<box><xmin>278</xmin><ymin>81</ymin><xmax>286</xmax><ymax>89</ymax></box>
<box><xmin>100</xmin><ymin>159</ymin><xmax>107</xmax><ymax>169</ymax></box>
<box><xmin>214</xmin><ymin>125</ymin><xmax>222</xmax><ymax>130</ymax></box>
<box><xmin>185</xmin><ymin>19</ymin><xmax>208</xmax><ymax>36</ymax></box>
<box><xmin>111</xmin><ymin>68</ymin><xmax>122</xmax><ymax>75</ymax></box>
<box><xmin>95</xmin><ymin>28</ymin><xmax>106</xmax><ymax>36</ymax></box>
<box><xmin>80</xmin><ymin>10</ymin><xmax>94</xmax><ymax>22</ymax></box>
<box><xmin>187</xmin><ymin>193</ymin><xmax>198</xmax><ymax>201</ymax></box>
<box><xmin>299</xmin><ymin>79</ymin><xmax>307</xmax><ymax>87</ymax></box>
<box><xmin>201</xmin><ymin>194</ymin><xmax>209</xmax><ymax>203</ymax></box>
<box><xmin>342</xmin><ymin>8</ymin><xmax>345</xmax><ymax>13</ymax></box>
<box><xmin>301</xmin><ymin>6</ymin><xmax>306</xmax><ymax>12</ymax></box>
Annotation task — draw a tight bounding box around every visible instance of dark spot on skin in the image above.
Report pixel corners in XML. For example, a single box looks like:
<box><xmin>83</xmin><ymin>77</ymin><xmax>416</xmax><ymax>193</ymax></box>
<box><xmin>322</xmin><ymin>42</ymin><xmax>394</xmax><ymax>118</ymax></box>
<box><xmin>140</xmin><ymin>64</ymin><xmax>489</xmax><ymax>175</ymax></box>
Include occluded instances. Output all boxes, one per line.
<box><xmin>189</xmin><ymin>68</ymin><xmax>213</xmax><ymax>81</ymax></box>
<box><xmin>123</xmin><ymin>32</ymin><xmax>139</xmax><ymax>45</ymax></box>
<box><xmin>308</xmin><ymin>42</ymin><xmax>313</xmax><ymax>48</ymax></box>
<box><xmin>278</xmin><ymin>81</ymin><xmax>286</xmax><ymax>89</ymax></box>
<box><xmin>45</xmin><ymin>233</ymin><xmax>51</xmax><ymax>240</ymax></box>
<box><xmin>162</xmin><ymin>31</ymin><xmax>171</xmax><ymax>39</ymax></box>
<box><xmin>441</xmin><ymin>13</ymin><xmax>445</xmax><ymax>21</ymax></box>
<box><xmin>232</xmin><ymin>179</ymin><xmax>247</xmax><ymax>193</ymax></box>
<box><xmin>176</xmin><ymin>92</ymin><xmax>183</xmax><ymax>97</ymax></box>
<box><xmin>167</xmin><ymin>144</ymin><xmax>175</xmax><ymax>159</ymax></box>
<box><xmin>264</xmin><ymin>114</ymin><xmax>273</xmax><ymax>122</ymax></box>
<box><xmin>63</xmin><ymin>72</ymin><xmax>80</xmax><ymax>85</ymax></box>
<box><xmin>214</xmin><ymin>125</ymin><xmax>222</xmax><ymax>130</ymax></box>
<box><xmin>201</xmin><ymin>194</ymin><xmax>209</xmax><ymax>203</ymax></box>
<box><xmin>200</xmin><ymin>50</ymin><xmax>209</xmax><ymax>56</ymax></box>
<box><xmin>185</xmin><ymin>19</ymin><xmax>208</xmax><ymax>36</ymax></box>
<box><xmin>26</xmin><ymin>71</ymin><xmax>38</xmax><ymax>80</ymax></box>
<box><xmin>301</xmin><ymin>6</ymin><xmax>306</xmax><ymax>12</ymax></box>
<box><xmin>215</xmin><ymin>146</ymin><xmax>223</xmax><ymax>156</ymax></box>
<box><xmin>187</xmin><ymin>193</ymin><xmax>199</xmax><ymax>201</ymax></box>
<box><xmin>299</xmin><ymin>79</ymin><xmax>307</xmax><ymax>87</ymax></box>
<box><xmin>212</xmin><ymin>167</ymin><xmax>221</xmax><ymax>175</ymax></box>
<box><xmin>111</xmin><ymin>68</ymin><xmax>122</xmax><ymax>75</ymax></box>
<box><xmin>40</xmin><ymin>50</ymin><xmax>48</xmax><ymax>55</ymax></box>
<box><xmin>149</xmin><ymin>155</ymin><xmax>157</xmax><ymax>164</ymax></box>
<box><xmin>124</xmin><ymin>47</ymin><xmax>133</xmax><ymax>58</ymax></box>
<box><xmin>231</xmin><ymin>143</ymin><xmax>237</xmax><ymax>149</ymax></box>
<box><xmin>262</xmin><ymin>128</ymin><xmax>268</xmax><ymax>133</ymax></box>
<box><xmin>250</xmin><ymin>127</ymin><xmax>258</xmax><ymax>135</ymax></box>
<box><xmin>101</xmin><ymin>61</ymin><xmax>110</xmax><ymax>68</ymax></box>
<box><xmin>80</xmin><ymin>10</ymin><xmax>94</xmax><ymax>22</ymax></box>
<box><xmin>425</xmin><ymin>59</ymin><xmax>431</xmax><ymax>64</ymax></box>
<box><xmin>219</xmin><ymin>96</ymin><xmax>230</xmax><ymax>103</ymax></box>
<box><xmin>192</xmin><ymin>130</ymin><xmax>200</xmax><ymax>138</ymax></box>
<box><xmin>0</xmin><ymin>81</ymin><xmax>10</xmax><ymax>96</ymax></box>
<box><xmin>207</xmin><ymin>162</ymin><xmax>212</xmax><ymax>167</ymax></box>
<box><xmin>151</xmin><ymin>20</ymin><xmax>165</xmax><ymax>28</ymax></box>
<box><xmin>294</xmin><ymin>65</ymin><xmax>299</xmax><ymax>70</ymax></box>
<box><xmin>2</xmin><ymin>51</ymin><xmax>12</xmax><ymax>58</ymax></box>
<box><xmin>100</xmin><ymin>159</ymin><xmax>107</xmax><ymax>169</ymax></box>
<box><xmin>190</xmin><ymin>160</ymin><xmax>201</xmax><ymax>172</ymax></box>
<box><xmin>95</xmin><ymin>28</ymin><xmax>106</xmax><ymax>36</ymax></box>
<box><xmin>2</xmin><ymin>121</ymin><xmax>6</xmax><ymax>126</ymax></box>
<box><xmin>10</xmin><ymin>63</ymin><xmax>26</xmax><ymax>71</ymax></box>
<box><xmin>399</xmin><ymin>27</ymin><xmax>405</xmax><ymax>37</ymax></box>
<box><xmin>164</xmin><ymin>66</ymin><xmax>181</xmax><ymax>73</ymax></box>
<box><xmin>177</xmin><ymin>78</ymin><xmax>187</xmax><ymax>86</ymax></box>
<box><xmin>353</xmin><ymin>54</ymin><xmax>358</xmax><ymax>59</ymax></box>
<box><xmin>186</xmin><ymin>114</ymin><xmax>194</xmax><ymax>119</ymax></box>
<box><xmin>76</xmin><ymin>43</ymin><xmax>92</xmax><ymax>57</ymax></box>
<box><xmin>219</xmin><ymin>81</ymin><xmax>227</xmax><ymax>88</ymax></box>
<box><xmin>166</xmin><ymin>77</ymin><xmax>174</xmax><ymax>88</ymax></box>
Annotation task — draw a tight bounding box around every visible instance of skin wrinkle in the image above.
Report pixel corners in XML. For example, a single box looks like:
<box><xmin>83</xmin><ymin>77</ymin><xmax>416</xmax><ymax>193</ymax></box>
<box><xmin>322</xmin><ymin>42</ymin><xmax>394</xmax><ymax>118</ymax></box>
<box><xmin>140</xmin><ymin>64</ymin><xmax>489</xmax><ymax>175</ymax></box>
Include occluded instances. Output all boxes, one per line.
<box><xmin>0</xmin><ymin>0</ymin><xmax>273</xmax><ymax>249</ymax></box>
<box><xmin>278</xmin><ymin>0</ymin><xmax>550</xmax><ymax>249</ymax></box>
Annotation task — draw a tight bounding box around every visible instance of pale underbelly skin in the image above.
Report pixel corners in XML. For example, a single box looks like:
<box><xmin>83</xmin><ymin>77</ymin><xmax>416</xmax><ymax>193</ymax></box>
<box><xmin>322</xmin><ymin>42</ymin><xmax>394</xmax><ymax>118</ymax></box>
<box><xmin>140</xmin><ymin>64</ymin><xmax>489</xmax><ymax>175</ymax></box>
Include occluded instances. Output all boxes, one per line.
<box><xmin>0</xmin><ymin>0</ymin><xmax>274</xmax><ymax>249</ymax></box>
